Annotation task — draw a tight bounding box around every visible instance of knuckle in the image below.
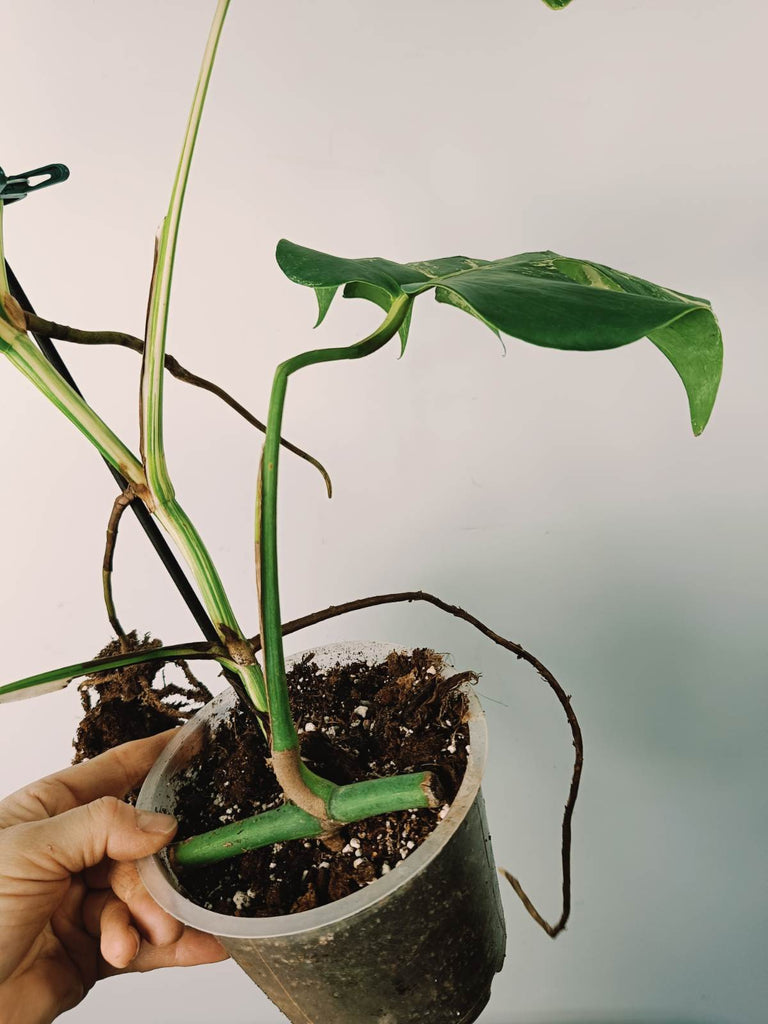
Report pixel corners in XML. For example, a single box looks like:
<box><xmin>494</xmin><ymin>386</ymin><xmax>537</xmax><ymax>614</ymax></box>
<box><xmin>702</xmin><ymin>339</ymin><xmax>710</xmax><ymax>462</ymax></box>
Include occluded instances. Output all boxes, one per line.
<box><xmin>19</xmin><ymin>779</ymin><xmax>55</xmax><ymax>814</ymax></box>
<box><xmin>88</xmin><ymin>795</ymin><xmax>123</xmax><ymax>827</ymax></box>
<box><xmin>79</xmin><ymin>797</ymin><xmax>125</xmax><ymax>864</ymax></box>
<box><xmin>18</xmin><ymin>777</ymin><xmax>75</xmax><ymax>819</ymax></box>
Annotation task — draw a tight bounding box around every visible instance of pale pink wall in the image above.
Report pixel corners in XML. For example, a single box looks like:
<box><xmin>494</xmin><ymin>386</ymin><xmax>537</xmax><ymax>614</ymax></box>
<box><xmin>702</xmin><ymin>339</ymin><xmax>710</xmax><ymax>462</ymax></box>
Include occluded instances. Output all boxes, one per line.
<box><xmin>1</xmin><ymin>2</ymin><xmax>766</xmax><ymax>1022</ymax></box>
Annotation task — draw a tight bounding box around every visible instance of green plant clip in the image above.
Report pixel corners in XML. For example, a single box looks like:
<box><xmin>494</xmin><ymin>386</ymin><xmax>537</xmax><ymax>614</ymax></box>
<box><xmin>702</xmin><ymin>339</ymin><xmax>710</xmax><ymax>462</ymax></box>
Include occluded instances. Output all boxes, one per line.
<box><xmin>0</xmin><ymin>163</ymin><xmax>69</xmax><ymax>205</ymax></box>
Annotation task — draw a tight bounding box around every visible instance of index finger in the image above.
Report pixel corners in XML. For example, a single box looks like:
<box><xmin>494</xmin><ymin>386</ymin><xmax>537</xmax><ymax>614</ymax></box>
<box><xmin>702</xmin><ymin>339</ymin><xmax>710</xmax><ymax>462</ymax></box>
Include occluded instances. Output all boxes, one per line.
<box><xmin>0</xmin><ymin>730</ymin><xmax>177</xmax><ymax>827</ymax></box>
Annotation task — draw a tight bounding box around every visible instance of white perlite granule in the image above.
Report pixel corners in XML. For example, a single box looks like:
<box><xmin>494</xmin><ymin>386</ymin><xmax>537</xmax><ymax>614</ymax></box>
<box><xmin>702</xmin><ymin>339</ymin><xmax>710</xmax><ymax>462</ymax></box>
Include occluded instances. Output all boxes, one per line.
<box><xmin>232</xmin><ymin>890</ymin><xmax>250</xmax><ymax>911</ymax></box>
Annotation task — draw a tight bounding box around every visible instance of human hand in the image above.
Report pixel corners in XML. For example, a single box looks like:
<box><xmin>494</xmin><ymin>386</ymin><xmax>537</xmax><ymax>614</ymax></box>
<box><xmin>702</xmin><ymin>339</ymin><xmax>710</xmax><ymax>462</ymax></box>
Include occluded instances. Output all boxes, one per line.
<box><xmin>0</xmin><ymin>731</ymin><xmax>228</xmax><ymax>1023</ymax></box>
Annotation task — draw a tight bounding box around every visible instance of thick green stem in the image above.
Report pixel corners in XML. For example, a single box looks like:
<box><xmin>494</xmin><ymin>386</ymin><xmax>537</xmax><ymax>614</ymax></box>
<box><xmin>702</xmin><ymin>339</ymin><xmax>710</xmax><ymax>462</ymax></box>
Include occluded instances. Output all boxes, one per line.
<box><xmin>173</xmin><ymin>769</ymin><xmax>436</xmax><ymax>868</ymax></box>
<box><xmin>175</xmin><ymin>803</ymin><xmax>322</xmax><ymax>867</ymax></box>
<box><xmin>259</xmin><ymin>294</ymin><xmax>413</xmax><ymax>754</ymax></box>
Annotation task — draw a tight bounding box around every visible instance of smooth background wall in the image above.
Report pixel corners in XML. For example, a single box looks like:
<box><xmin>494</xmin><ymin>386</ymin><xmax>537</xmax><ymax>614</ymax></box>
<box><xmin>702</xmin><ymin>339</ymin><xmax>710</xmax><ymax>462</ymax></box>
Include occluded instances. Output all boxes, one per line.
<box><xmin>1</xmin><ymin>2</ymin><xmax>766</xmax><ymax>1022</ymax></box>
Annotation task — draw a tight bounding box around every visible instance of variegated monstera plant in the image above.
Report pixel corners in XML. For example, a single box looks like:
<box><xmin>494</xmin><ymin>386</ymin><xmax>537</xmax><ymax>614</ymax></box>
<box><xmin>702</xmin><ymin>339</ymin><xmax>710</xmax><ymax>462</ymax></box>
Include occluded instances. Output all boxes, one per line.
<box><xmin>0</xmin><ymin>0</ymin><xmax>720</xmax><ymax>931</ymax></box>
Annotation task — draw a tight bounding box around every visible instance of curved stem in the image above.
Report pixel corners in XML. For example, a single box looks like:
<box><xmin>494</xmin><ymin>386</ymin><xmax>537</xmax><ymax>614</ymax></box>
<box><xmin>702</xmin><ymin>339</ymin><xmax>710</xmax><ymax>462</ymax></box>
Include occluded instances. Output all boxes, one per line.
<box><xmin>258</xmin><ymin>294</ymin><xmax>413</xmax><ymax>761</ymax></box>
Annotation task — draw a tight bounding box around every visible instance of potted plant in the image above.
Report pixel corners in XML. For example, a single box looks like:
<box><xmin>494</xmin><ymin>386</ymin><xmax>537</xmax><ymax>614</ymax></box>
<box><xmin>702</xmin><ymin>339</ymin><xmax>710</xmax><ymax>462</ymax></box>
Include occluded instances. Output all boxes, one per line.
<box><xmin>0</xmin><ymin>0</ymin><xmax>723</xmax><ymax>1021</ymax></box>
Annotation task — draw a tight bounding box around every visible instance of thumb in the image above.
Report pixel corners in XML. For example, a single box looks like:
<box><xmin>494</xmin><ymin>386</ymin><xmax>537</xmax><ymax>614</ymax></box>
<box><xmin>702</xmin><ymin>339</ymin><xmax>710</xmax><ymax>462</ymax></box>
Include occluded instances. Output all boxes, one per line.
<box><xmin>9</xmin><ymin>797</ymin><xmax>177</xmax><ymax>879</ymax></box>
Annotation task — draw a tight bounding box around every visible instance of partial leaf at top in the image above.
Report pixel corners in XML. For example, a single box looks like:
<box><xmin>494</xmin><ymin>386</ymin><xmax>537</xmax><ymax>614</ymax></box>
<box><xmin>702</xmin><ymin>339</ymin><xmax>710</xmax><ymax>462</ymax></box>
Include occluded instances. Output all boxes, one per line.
<box><xmin>276</xmin><ymin>239</ymin><xmax>723</xmax><ymax>434</ymax></box>
<box><xmin>541</xmin><ymin>0</ymin><xmax>574</xmax><ymax>9</ymax></box>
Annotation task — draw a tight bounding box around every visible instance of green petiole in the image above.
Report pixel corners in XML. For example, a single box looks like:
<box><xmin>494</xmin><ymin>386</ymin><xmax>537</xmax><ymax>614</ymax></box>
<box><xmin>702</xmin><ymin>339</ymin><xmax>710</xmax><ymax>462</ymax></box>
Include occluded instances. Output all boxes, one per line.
<box><xmin>258</xmin><ymin>294</ymin><xmax>413</xmax><ymax>754</ymax></box>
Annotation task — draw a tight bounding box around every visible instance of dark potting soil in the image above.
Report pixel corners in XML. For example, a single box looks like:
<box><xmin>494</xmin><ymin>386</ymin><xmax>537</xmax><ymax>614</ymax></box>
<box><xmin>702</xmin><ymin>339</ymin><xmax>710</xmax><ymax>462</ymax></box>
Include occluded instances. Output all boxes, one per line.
<box><xmin>171</xmin><ymin>649</ymin><xmax>472</xmax><ymax>917</ymax></box>
<box><xmin>73</xmin><ymin>632</ymin><xmax>212</xmax><ymax>765</ymax></box>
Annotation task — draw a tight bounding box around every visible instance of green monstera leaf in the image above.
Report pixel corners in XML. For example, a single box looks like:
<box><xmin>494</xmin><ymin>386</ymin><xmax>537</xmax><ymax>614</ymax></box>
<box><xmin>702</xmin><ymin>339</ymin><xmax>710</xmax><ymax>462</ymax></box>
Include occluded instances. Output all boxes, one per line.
<box><xmin>275</xmin><ymin>240</ymin><xmax>723</xmax><ymax>435</ymax></box>
<box><xmin>542</xmin><ymin>0</ymin><xmax>574</xmax><ymax>8</ymax></box>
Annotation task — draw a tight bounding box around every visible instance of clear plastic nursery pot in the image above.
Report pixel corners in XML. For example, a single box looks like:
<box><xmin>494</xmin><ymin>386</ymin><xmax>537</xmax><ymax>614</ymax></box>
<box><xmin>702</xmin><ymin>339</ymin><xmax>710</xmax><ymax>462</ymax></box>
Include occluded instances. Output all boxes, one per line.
<box><xmin>137</xmin><ymin>642</ymin><xmax>507</xmax><ymax>1024</ymax></box>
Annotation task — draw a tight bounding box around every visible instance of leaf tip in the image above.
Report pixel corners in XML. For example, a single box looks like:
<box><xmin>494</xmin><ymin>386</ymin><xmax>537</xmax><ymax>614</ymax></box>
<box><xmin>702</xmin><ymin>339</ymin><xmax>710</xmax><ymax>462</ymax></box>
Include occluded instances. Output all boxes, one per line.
<box><xmin>313</xmin><ymin>286</ymin><xmax>338</xmax><ymax>328</ymax></box>
<box><xmin>690</xmin><ymin>407</ymin><xmax>712</xmax><ymax>438</ymax></box>
<box><xmin>0</xmin><ymin>678</ymin><xmax>70</xmax><ymax>704</ymax></box>
<box><xmin>397</xmin><ymin>304</ymin><xmax>414</xmax><ymax>358</ymax></box>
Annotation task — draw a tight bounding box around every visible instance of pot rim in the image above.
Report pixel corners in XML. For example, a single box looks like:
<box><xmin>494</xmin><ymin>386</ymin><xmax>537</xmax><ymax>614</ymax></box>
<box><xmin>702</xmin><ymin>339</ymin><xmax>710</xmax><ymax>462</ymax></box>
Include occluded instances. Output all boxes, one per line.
<box><xmin>136</xmin><ymin>640</ymin><xmax>488</xmax><ymax>939</ymax></box>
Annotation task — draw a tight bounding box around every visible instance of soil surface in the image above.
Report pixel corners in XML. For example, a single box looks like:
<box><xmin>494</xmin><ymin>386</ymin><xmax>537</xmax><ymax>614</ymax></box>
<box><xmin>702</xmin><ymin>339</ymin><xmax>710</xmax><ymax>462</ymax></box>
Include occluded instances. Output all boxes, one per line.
<box><xmin>75</xmin><ymin>642</ymin><xmax>471</xmax><ymax>918</ymax></box>
<box><xmin>173</xmin><ymin>649</ymin><xmax>471</xmax><ymax>916</ymax></box>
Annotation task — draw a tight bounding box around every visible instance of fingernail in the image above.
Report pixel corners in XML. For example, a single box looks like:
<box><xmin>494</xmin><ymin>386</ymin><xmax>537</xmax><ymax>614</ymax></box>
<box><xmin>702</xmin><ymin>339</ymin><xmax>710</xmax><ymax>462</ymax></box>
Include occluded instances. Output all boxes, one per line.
<box><xmin>136</xmin><ymin>810</ymin><xmax>177</xmax><ymax>834</ymax></box>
